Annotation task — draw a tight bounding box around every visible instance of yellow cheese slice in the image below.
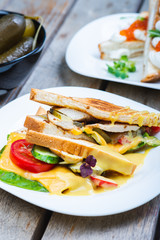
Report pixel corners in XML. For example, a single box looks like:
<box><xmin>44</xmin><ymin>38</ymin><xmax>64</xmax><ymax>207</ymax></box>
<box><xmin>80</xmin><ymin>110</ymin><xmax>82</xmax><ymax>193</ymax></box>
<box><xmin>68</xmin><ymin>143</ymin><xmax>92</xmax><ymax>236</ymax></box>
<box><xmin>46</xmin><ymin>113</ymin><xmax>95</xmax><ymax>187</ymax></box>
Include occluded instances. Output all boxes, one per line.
<box><xmin>0</xmin><ymin>132</ymin><xmax>93</xmax><ymax>194</ymax></box>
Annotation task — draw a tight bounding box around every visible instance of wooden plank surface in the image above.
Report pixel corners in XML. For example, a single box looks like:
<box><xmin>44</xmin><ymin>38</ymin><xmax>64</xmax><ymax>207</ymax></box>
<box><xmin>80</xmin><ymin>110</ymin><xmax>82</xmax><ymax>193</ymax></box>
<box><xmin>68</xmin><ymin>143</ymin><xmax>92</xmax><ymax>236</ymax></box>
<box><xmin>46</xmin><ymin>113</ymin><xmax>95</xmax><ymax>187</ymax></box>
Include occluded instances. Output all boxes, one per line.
<box><xmin>0</xmin><ymin>191</ymin><xmax>48</xmax><ymax>240</ymax></box>
<box><xmin>42</xmin><ymin>199</ymin><xmax>159</xmax><ymax>240</ymax></box>
<box><xmin>18</xmin><ymin>0</ymin><xmax>142</xmax><ymax>96</ymax></box>
<box><xmin>0</xmin><ymin>1</ymin><xmax>76</xmax><ymax>239</ymax></box>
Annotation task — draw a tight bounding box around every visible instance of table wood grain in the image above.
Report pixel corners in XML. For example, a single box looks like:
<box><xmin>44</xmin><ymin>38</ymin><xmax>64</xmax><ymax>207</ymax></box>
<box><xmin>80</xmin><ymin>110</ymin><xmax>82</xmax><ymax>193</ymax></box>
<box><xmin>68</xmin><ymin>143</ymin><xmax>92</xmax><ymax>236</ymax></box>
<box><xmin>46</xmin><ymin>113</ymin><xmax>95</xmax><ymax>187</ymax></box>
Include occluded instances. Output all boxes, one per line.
<box><xmin>0</xmin><ymin>0</ymin><xmax>159</xmax><ymax>239</ymax></box>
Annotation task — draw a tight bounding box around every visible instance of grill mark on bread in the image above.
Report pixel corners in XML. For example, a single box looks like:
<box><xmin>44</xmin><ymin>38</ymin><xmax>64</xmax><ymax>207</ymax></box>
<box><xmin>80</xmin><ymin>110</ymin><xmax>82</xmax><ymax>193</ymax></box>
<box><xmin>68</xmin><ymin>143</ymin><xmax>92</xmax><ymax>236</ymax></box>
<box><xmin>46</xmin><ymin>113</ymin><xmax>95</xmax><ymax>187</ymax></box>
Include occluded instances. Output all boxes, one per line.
<box><xmin>76</xmin><ymin>98</ymin><xmax>123</xmax><ymax>112</ymax></box>
<box><xmin>30</xmin><ymin>89</ymin><xmax>160</xmax><ymax>126</ymax></box>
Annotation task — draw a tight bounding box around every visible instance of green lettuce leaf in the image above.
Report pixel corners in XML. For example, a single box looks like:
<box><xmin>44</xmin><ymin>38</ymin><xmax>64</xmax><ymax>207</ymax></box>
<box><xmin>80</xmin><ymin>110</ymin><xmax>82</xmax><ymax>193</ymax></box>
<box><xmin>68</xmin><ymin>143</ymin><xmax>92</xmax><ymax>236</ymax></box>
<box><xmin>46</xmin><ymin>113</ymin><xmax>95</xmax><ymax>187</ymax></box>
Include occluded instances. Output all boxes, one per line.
<box><xmin>143</xmin><ymin>132</ymin><xmax>160</xmax><ymax>147</ymax></box>
<box><xmin>0</xmin><ymin>169</ymin><xmax>48</xmax><ymax>192</ymax></box>
<box><xmin>129</xmin><ymin>132</ymin><xmax>160</xmax><ymax>152</ymax></box>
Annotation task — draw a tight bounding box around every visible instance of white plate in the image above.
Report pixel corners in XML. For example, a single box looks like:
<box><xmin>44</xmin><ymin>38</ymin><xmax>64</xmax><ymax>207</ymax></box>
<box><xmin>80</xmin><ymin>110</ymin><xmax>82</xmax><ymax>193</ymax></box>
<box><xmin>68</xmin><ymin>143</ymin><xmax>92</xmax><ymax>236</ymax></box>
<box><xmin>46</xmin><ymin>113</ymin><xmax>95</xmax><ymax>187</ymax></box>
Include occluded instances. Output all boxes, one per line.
<box><xmin>0</xmin><ymin>87</ymin><xmax>160</xmax><ymax>216</ymax></box>
<box><xmin>66</xmin><ymin>13</ymin><xmax>160</xmax><ymax>90</ymax></box>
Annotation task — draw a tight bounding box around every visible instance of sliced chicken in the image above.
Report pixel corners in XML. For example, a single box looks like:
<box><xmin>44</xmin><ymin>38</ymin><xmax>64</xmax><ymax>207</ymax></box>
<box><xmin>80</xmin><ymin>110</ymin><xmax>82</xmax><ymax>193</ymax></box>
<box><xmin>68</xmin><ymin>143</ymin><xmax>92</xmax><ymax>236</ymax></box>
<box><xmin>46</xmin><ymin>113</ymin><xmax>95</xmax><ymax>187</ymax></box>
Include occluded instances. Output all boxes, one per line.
<box><xmin>86</xmin><ymin>122</ymin><xmax>140</xmax><ymax>133</ymax></box>
<box><xmin>47</xmin><ymin>111</ymin><xmax>76</xmax><ymax>130</ymax></box>
<box><xmin>55</xmin><ymin>107</ymin><xmax>95</xmax><ymax>122</ymax></box>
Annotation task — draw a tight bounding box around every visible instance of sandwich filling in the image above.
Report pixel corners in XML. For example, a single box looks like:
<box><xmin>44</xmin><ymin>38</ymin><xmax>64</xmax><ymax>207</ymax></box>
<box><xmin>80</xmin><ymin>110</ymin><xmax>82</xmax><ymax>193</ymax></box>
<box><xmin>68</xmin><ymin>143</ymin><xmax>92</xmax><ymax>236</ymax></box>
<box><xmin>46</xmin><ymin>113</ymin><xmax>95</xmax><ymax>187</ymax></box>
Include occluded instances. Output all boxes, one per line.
<box><xmin>42</xmin><ymin>107</ymin><xmax>160</xmax><ymax>154</ymax></box>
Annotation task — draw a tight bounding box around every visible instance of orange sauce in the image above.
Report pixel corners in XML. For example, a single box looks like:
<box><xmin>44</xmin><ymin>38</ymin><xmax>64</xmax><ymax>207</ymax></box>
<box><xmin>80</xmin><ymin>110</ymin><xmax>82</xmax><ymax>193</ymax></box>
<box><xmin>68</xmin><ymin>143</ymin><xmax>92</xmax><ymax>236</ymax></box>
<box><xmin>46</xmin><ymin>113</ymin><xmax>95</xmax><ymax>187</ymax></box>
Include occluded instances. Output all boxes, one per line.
<box><xmin>120</xmin><ymin>18</ymin><xmax>148</xmax><ymax>41</ymax></box>
<box><xmin>155</xmin><ymin>41</ymin><xmax>160</xmax><ymax>51</ymax></box>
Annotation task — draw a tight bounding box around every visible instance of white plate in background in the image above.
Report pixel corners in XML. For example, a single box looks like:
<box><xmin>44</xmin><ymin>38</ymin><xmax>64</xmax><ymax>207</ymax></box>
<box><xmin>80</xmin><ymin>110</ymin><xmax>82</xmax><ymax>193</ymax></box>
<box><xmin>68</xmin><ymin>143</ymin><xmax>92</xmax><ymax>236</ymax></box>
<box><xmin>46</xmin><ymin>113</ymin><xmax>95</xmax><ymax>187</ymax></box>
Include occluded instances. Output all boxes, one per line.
<box><xmin>66</xmin><ymin>13</ymin><xmax>160</xmax><ymax>90</ymax></box>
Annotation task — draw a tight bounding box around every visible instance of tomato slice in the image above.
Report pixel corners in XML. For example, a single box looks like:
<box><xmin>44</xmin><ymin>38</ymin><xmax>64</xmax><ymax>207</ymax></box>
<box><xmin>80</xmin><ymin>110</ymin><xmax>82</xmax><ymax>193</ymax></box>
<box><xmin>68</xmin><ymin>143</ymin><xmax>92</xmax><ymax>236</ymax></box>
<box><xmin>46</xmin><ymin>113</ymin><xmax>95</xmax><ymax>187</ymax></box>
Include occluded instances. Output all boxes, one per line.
<box><xmin>118</xmin><ymin>136</ymin><xmax>131</xmax><ymax>145</ymax></box>
<box><xmin>10</xmin><ymin>139</ymin><xmax>55</xmax><ymax>173</ymax></box>
<box><xmin>90</xmin><ymin>175</ymin><xmax>118</xmax><ymax>188</ymax></box>
<box><xmin>151</xmin><ymin>126</ymin><xmax>160</xmax><ymax>134</ymax></box>
<box><xmin>145</xmin><ymin>126</ymin><xmax>160</xmax><ymax>136</ymax></box>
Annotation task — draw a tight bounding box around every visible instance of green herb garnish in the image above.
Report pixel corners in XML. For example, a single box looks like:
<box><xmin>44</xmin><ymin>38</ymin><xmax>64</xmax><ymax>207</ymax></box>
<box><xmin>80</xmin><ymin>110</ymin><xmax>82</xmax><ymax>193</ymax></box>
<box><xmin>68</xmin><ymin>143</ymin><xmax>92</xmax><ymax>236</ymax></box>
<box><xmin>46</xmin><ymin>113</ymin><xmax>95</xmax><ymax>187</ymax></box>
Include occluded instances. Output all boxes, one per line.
<box><xmin>148</xmin><ymin>29</ymin><xmax>160</xmax><ymax>38</ymax></box>
<box><xmin>107</xmin><ymin>55</ymin><xmax>136</xmax><ymax>79</ymax></box>
<box><xmin>136</xmin><ymin>16</ymin><xmax>145</xmax><ymax>21</ymax></box>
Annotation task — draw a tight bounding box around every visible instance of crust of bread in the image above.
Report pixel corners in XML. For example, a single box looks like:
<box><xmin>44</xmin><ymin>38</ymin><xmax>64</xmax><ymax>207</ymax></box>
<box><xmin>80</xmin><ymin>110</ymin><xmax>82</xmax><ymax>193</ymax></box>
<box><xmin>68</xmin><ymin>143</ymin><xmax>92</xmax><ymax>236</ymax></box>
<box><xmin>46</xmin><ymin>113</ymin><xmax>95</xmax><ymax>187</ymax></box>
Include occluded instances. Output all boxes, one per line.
<box><xmin>141</xmin><ymin>71</ymin><xmax>160</xmax><ymax>82</ymax></box>
<box><xmin>26</xmin><ymin>130</ymin><xmax>93</xmax><ymax>156</ymax></box>
<box><xmin>100</xmin><ymin>50</ymin><xmax>143</xmax><ymax>60</ymax></box>
<box><xmin>36</xmin><ymin>106</ymin><xmax>47</xmax><ymax>115</ymax></box>
<box><xmin>26</xmin><ymin>130</ymin><xmax>136</xmax><ymax>175</ymax></box>
<box><xmin>30</xmin><ymin>89</ymin><xmax>160</xmax><ymax>127</ymax></box>
<box><xmin>24</xmin><ymin>115</ymin><xmax>45</xmax><ymax>133</ymax></box>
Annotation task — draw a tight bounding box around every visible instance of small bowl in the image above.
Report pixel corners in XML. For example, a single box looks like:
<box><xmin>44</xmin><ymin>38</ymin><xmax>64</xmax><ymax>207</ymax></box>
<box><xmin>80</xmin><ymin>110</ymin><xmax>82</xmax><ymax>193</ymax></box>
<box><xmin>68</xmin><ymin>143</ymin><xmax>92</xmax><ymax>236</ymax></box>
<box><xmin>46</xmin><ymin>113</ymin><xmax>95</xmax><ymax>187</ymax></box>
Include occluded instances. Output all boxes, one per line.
<box><xmin>0</xmin><ymin>10</ymin><xmax>46</xmax><ymax>73</ymax></box>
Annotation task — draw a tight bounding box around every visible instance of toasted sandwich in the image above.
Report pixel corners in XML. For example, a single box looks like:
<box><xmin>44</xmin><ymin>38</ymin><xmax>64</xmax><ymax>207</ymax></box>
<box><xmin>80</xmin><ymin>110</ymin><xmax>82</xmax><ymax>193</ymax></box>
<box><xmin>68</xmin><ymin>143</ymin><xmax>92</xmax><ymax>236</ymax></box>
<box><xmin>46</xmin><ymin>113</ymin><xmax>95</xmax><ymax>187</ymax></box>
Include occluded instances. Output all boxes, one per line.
<box><xmin>99</xmin><ymin>12</ymin><xmax>148</xmax><ymax>60</ymax></box>
<box><xmin>142</xmin><ymin>0</ymin><xmax>160</xmax><ymax>82</ymax></box>
<box><xmin>1</xmin><ymin>88</ymin><xmax>160</xmax><ymax>195</ymax></box>
<box><xmin>26</xmin><ymin>89</ymin><xmax>160</xmax><ymax>154</ymax></box>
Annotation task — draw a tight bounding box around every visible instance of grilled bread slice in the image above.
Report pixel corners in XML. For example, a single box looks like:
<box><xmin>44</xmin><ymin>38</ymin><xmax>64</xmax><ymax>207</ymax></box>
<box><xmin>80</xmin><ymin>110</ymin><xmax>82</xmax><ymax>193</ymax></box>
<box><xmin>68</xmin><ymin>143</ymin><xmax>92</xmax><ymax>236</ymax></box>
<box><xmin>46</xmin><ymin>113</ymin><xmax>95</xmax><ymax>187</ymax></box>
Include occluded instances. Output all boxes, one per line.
<box><xmin>24</xmin><ymin>115</ymin><xmax>94</xmax><ymax>143</ymax></box>
<box><xmin>99</xmin><ymin>41</ymin><xmax>144</xmax><ymax>60</ymax></box>
<box><xmin>30</xmin><ymin>88</ymin><xmax>160</xmax><ymax>127</ymax></box>
<box><xmin>26</xmin><ymin>130</ymin><xmax>136</xmax><ymax>175</ymax></box>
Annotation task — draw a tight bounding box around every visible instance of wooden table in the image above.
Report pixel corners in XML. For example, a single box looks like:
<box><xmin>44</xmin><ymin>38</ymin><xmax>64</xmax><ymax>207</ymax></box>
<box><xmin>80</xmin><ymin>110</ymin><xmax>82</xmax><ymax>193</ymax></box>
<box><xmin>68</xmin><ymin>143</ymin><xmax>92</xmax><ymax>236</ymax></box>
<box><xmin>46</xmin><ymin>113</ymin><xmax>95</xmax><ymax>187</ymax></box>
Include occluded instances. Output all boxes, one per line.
<box><xmin>0</xmin><ymin>0</ymin><xmax>159</xmax><ymax>239</ymax></box>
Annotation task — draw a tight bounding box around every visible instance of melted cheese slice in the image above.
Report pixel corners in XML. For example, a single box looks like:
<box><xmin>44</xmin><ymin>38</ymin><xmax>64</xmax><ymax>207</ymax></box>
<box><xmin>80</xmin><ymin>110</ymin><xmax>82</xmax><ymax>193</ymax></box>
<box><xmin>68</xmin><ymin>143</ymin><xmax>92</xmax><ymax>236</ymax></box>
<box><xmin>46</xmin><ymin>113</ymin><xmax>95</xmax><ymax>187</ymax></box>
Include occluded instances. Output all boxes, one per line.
<box><xmin>0</xmin><ymin>132</ymin><xmax>93</xmax><ymax>195</ymax></box>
